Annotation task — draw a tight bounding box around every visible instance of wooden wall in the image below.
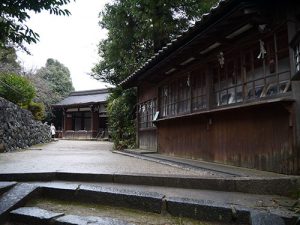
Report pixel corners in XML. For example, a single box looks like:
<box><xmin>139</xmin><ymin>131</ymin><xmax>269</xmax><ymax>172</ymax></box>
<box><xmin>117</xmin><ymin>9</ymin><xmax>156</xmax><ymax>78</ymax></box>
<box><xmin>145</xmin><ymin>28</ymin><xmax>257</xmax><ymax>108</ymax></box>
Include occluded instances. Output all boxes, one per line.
<box><xmin>139</xmin><ymin>129</ymin><xmax>157</xmax><ymax>150</ymax></box>
<box><xmin>138</xmin><ymin>82</ymin><xmax>157</xmax><ymax>103</ymax></box>
<box><xmin>157</xmin><ymin>103</ymin><xmax>297</xmax><ymax>174</ymax></box>
<box><xmin>65</xmin><ymin>115</ymin><xmax>72</xmax><ymax>130</ymax></box>
<box><xmin>138</xmin><ymin>82</ymin><xmax>158</xmax><ymax>151</ymax></box>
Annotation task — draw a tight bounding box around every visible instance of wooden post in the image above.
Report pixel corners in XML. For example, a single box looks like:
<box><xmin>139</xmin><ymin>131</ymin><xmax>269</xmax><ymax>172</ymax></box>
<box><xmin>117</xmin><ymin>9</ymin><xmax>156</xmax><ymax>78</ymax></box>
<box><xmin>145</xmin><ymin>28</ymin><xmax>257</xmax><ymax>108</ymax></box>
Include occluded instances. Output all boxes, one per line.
<box><xmin>287</xmin><ymin>2</ymin><xmax>300</xmax><ymax>173</ymax></box>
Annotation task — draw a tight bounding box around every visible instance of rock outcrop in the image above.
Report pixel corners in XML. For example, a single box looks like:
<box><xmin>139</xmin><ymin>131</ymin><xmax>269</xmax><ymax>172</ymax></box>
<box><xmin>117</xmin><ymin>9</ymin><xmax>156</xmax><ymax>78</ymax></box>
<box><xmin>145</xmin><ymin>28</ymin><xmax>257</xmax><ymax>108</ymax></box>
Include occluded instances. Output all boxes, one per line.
<box><xmin>0</xmin><ymin>97</ymin><xmax>51</xmax><ymax>152</ymax></box>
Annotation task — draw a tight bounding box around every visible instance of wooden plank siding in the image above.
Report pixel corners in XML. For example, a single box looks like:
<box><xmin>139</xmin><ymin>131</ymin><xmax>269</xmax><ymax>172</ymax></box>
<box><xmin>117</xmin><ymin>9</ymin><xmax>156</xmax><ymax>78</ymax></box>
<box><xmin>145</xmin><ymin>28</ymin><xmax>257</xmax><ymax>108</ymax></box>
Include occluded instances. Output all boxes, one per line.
<box><xmin>138</xmin><ymin>82</ymin><xmax>158</xmax><ymax>150</ymax></box>
<box><xmin>157</xmin><ymin>104</ymin><xmax>295</xmax><ymax>174</ymax></box>
<box><xmin>131</xmin><ymin>1</ymin><xmax>300</xmax><ymax>174</ymax></box>
<box><xmin>139</xmin><ymin>129</ymin><xmax>157</xmax><ymax>150</ymax></box>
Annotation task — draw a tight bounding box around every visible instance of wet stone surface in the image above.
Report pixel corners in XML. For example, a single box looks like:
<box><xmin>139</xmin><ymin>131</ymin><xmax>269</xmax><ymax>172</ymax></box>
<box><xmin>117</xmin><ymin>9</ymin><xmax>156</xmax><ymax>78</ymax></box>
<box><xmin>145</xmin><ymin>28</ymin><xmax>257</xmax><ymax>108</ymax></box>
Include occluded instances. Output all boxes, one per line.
<box><xmin>0</xmin><ymin>182</ymin><xmax>17</xmax><ymax>194</ymax></box>
<box><xmin>0</xmin><ymin>182</ymin><xmax>17</xmax><ymax>189</ymax></box>
<box><xmin>55</xmin><ymin>214</ymin><xmax>135</xmax><ymax>225</ymax></box>
<box><xmin>0</xmin><ymin>140</ymin><xmax>221</xmax><ymax>176</ymax></box>
<box><xmin>44</xmin><ymin>184</ymin><xmax>165</xmax><ymax>214</ymax></box>
<box><xmin>166</xmin><ymin>196</ymin><xmax>250</xmax><ymax>224</ymax></box>
<box><xmin>10</xmin><ymin>207</ymin><xmax>64</xmax><ymax>221</ymax></box>
<box><xmin>250</xmin><ymin>211</ymin><xmax>285</xmax><ymax>225</ymax></box>
<box><xmin>0</xmin><ymin>183</ymin><xmax>38</xmax><ymax>220</ymax></box>
<box><xmin>27</xmin><ymin>197</ymin><xmax>221</xmax><ymax>225</ymax></box>
<box><xmin>37</xmin><ymin>182</ymin><xmax>79</xmax><ymax>191</ymax></box>
<box><xmin>79</xmin><ymin>184</ymin><xmax>164</xmax><ymax>199</ymax></box>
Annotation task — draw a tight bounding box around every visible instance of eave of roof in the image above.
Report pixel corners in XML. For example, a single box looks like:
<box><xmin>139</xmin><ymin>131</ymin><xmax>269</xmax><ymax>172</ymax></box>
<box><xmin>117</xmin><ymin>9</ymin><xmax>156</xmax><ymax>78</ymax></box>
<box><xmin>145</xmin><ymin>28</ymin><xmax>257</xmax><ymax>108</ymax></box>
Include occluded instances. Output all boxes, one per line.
<box><xmin>52</xmin><ymin>88</ymin><xmax>109</xmax><ymax>107</ymax></box>
<box><xmin>120</xmin><ymin>0</ymin><xmax>236</xmax><ymax>88</ymax></box>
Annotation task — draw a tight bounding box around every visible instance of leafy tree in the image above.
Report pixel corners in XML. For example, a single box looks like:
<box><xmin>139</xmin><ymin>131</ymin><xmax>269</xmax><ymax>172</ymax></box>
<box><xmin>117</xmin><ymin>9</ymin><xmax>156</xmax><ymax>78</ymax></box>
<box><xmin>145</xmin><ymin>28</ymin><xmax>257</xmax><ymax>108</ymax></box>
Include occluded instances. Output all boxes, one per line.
<box><xmin>0</xmin><ymin>46</ymin><xmax>21</xmax><ymax>73</ymax></box>
<box><xmin>92</xmin><ymin>0</ymin><xmax>217</xmax><ymax>149</ymax></box>
<box><xmin>0</xmin><ymin>0</ymin><xmax>73</xmax><ymax>50</ymax></box>
<box><xmin>33</xmin><ymin>58</ymin><xmax>74</xmax><ymax>121</ymax></box>
<box><xmin>0</xmin><ymin>73</ymin><xmax>35</xmax><ymax>107</ymax></box>
<box><xmin>107</xmin><ymin>88</ymin><xmax>136</xmax><ymax>149</ymax></box>
<box><xmin>26</xmin><ymin>69</ymin><xmax>53</xmax><ymax>104</ymax></box>
<box><xmin>36</xmin><ymin>58</ymin><xmax>74</xmax><ymax>102</ymax></box>
<box><xmin>92</xmin><ymin>0</ymin><xmax>217</xmax><ymax>85</ymax></box>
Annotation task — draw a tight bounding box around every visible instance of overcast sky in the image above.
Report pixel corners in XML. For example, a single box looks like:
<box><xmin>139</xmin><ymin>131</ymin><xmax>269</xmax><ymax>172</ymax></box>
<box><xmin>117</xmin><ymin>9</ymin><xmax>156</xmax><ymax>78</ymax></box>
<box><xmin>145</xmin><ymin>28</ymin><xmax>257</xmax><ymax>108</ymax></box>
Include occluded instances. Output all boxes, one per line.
<box><xmin>17</xmin><ymin>0</ymin><xmax>112</xmax><ymax>91</ymax></box>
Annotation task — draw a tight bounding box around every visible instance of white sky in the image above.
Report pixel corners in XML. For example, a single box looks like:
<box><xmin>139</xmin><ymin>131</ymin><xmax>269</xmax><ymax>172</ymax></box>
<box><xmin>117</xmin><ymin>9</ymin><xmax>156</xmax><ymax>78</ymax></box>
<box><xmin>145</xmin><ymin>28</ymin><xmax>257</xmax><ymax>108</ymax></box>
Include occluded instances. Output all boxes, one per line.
<box><xmin>17</xmin><ymin>0</ymin><xmax>113</xmax><ymax>91</ymax></box>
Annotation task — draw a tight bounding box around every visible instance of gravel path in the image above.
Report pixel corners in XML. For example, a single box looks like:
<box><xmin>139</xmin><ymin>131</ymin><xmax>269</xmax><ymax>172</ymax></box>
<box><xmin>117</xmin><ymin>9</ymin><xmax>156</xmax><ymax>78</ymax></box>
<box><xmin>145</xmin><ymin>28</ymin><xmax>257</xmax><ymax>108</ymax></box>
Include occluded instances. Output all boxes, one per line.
<box><xmin>0</xmin><ymin>140</ymin><xmax>219</xmax><ymax>177</ymax></box>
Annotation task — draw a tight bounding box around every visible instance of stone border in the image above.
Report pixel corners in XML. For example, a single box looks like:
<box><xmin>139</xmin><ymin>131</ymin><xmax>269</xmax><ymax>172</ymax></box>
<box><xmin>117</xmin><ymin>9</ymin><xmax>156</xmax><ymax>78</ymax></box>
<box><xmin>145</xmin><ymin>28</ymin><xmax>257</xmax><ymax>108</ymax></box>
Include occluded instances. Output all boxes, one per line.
<box><xmin>0</xmin><ymin>183</ymin><xmax>40</xmax><ymax>221</ymax></box>
<box><xmin>41</xmin><ymin>183</ymin><xmax>164</xmax><ymax>213</ymax></box>
<box><xmin>0</xmin><ymin>181</ymin><xmax>17</xmax><ymax>195</ymax></box>
<box><xmin>2</xmin><ymin>183</ymin><xmax>297</xmax><ymax>225</ymax></box>
<box><xmin>0</xmin><ymin>172</ymin><xmax>298</xmax><ymax>196</ymax></box>
<box><xmin>10</xmin><ymin>207</ymin><xmax>135</xmax><ymax>225</ymax></box>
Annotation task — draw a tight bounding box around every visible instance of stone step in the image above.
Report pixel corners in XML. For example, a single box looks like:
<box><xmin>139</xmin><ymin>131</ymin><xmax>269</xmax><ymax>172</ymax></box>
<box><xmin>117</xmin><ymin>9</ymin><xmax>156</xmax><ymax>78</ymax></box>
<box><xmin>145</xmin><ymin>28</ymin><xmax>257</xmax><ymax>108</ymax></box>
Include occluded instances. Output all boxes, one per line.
<box><xmin>0</xmin><ymin>183</ymin><xmax>39</xmax><ymax>221</ymax></box>
<box><xmin>2</xmin><ymin>181</ymin><xmax>298</xmax><ymax>225</ymax></box>
<box><xmin>10</xmin><ymin>207</ymin><xmax>64</xmax><ymax>224</ymax></box>
<box><xmin>39</xmin><ymin>182</ymin><xmax>164</xmax><ymax>213</ymax></box>
<box><xmin>0</xmin><ymin>172</ymin><xmax>298</xmax><ymax>196</ymax></box>
<box><xmin>35</xmin><ymin>182</ymin><xmax>299</xmax><ymax>224</ymax></box>
<box><xmin>9</xmin><ymin>207</ymin><xmax>135</xmax><ymax>225</ymax></box>
<box><xmin>0</xmin><ymin>182</ymin><xmax>17</xmax><ymax>195</ymax></box>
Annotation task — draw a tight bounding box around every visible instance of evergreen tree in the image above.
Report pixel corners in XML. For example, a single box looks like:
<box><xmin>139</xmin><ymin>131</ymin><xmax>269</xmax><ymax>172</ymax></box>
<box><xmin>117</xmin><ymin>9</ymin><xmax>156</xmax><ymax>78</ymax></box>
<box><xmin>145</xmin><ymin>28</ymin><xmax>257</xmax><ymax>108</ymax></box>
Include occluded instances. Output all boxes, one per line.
<box><xmin>0</xmin><ymin>46</ymin><xmax>21</xmax><ymax>73</ymax></box>
<box><xmin>92</xmin><ymin>0</ymin><xmax>218</xmax><ymax>149</ymax></box>
<box><xmin>34</xmin><ymin>58</ymin><xmax>74</xmax><ymax>121</ymax></box>
<box><xmin>0</xmin><ymin>0</ymin><xmax>73</xmax><ymax>50</ymax></box>
<box><xmin>92</xmin><ymin>0</ymin><xmax>217</xmax><ymax>85</ymax></box>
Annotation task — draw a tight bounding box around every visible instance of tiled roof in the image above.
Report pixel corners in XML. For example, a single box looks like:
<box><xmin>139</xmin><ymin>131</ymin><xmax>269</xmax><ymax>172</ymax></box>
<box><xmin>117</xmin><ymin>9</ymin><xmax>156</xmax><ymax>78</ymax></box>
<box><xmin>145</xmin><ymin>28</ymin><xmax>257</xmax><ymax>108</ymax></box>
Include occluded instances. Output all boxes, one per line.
<box><xmin>120</xmin><ymin>0</ymin><xmax>232</xmax><ymax>87</ymax></box>
<box><xmin>53</xmin><ymin>89</ymin><xmax>109</xmax><ymax>106</ymax></box>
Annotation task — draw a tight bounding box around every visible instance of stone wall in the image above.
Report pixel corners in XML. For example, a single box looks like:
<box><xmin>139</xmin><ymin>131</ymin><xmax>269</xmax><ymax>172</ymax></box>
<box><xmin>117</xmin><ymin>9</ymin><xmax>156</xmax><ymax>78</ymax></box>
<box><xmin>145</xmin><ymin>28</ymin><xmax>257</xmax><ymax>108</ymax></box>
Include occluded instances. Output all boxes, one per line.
<box><xmin>0</xmin><ymin>97</ymin><xmax>51</xmax><ymax>152</ymax></box>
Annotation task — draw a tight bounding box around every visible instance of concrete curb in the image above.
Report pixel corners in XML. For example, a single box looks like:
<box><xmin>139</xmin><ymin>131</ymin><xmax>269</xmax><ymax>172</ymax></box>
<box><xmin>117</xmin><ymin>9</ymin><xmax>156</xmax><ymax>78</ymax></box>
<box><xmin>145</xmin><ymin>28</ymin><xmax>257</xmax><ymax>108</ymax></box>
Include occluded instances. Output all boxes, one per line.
<box><xmin>0</xmin><ymin>172</ymin><xmax>299</xmax><ymax>197</ymax></box>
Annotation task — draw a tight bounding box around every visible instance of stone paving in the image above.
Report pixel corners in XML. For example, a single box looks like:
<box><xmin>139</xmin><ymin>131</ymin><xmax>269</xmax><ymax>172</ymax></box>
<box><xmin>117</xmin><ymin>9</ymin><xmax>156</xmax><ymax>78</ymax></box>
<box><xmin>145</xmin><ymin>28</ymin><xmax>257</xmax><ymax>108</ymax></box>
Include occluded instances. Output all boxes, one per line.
<box><xmin>0</xmin><ymin>140</ymin><xmax>299</xmax><ymax>224</ymax></box>
<box><xmin>0</xmin><ymin>140</ymin><xmax>218</xmax><ymax>176</ymax></box>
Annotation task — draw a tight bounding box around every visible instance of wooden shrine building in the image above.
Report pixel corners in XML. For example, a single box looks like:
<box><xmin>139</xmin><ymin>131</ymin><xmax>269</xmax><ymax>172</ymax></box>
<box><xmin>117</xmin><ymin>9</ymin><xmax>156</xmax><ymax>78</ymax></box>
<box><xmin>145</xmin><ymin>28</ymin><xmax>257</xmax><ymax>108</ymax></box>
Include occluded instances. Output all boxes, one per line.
<box><xmin>52</xmin><ymin>89</ymin><xmax>109</xmax><ymax>139</ymax></box>
<box><xmin>121</xmin><ymin>0</ymin><xmax>300</xmax><ymax>174</ymax></box>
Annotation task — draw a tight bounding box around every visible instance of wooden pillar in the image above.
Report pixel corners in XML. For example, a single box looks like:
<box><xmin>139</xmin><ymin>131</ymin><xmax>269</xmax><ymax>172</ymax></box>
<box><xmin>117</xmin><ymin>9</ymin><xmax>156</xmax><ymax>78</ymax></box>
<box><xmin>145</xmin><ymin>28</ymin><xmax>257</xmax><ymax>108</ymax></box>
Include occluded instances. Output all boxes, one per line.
<box><xmin>62</xmin><ymin>108</ymin><xmax>66</xmax><ymax>136</ymax></box>
<box><xmin>287</xmin><ymin>2</ymin><xmax>300</xmax><ymax>173</ymax></box>
<box><xmin>90</xmin><ymin>105</ymin><xmax>94</xmax><ymax>132</ymax></box>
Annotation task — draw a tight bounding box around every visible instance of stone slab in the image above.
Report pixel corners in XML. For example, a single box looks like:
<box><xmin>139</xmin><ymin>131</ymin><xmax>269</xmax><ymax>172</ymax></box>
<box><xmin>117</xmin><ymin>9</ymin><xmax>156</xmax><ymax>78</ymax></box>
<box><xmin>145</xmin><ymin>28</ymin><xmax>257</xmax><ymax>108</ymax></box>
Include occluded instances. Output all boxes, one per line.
<box><xmin>36</xmin><ymin>182</ymin><xmax>80</xmax><ymax>190</ymax></box>
<box><xmin>0</xmin><ymin>183</ymin><xmax>39</xmax><ymax>221</ymax></box>
<box><xmin>0</xmin><ymin>182</ymin><xmax>17</xmax><ymax>194</ymax></box>
<box><xmin>39</xmin><ymin>182</ymin><xmax>163</xmax><ymax>213</ymax></box>
<box><xmin>0</xmin><ymin>172</ymin><xmax>56</xmax><ymax>182</ymax></box>
<box><xmin>235</xmin><ymin>177</ymin><xmax>300</xmax><ymax>196</ymax></box>
<box><xmin>113</xmin><ymin>173</ymin><xmax>241</xmax><ymax>194</ymax></box>
<box><xmin>78</xmin><ymin>184</ymin><xmax>164</xmax><ymax>213</ymax></box>
<box><xmin>250</xmin><ymin>211</ymin><xmax>285</xmax><ymax>225</ymax></box>
<box><xmin>0</xmin><ymin>171</ymin><xmax>298</xmax><ymax>197</ymax></box>
<box><xmin>39</xmin><ymin>183</ymin><xmax>80</xmax><ymax>201</ymax></box>
<box><xmin>56</xmin><ymin>172</ymin><xmax>114</xmax><ymax>183</ymax></box>
<box><xmin>54</xmin><ymin>214</ymin><xmax>135</xmax><ymax>225</ymax></box>
<box><xmin>166</xmin><ymin>196</ymin><xmax>250</xmax><ymax>224</ymax></box>
<box><xmin>10</xmin><ymin>207</ymin><xmax>64</xmax><ymax>223</ymax></box>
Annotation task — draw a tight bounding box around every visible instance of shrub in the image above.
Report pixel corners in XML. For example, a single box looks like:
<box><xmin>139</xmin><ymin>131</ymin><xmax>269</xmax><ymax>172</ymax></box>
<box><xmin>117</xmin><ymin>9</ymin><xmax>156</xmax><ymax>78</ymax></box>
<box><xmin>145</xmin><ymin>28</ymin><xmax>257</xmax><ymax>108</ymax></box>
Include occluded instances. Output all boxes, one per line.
<box><xmin>27</xmin><ymin>101</ymin><xmax>46</xmax><ymax>121</ymax></box>
<box><xmin>0</xmin><ymin>73</ymin><xmax>35</xmax><ymax>107</ymax></box>
<box><xmin>107</xmin><ymin>88</ymin><xmax>136</xmax><ymax>149</ymax></box>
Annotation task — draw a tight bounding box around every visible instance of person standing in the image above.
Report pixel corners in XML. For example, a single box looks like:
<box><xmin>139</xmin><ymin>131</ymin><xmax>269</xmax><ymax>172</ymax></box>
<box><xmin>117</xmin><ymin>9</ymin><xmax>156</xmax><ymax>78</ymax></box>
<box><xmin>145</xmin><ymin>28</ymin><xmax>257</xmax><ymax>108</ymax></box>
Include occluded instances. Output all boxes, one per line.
<box><xmin>50</xmin><ymin>123</ymin><xmax>56</xmax><ymax>139</ymax></box>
